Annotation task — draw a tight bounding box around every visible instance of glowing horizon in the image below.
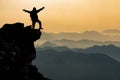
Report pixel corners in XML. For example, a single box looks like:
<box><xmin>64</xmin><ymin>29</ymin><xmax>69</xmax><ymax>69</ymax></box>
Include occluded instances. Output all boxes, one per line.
<box><xmin>0</xmin><ymin>0</ymin><xmax>120</xmax><ymax>33</ymax></box>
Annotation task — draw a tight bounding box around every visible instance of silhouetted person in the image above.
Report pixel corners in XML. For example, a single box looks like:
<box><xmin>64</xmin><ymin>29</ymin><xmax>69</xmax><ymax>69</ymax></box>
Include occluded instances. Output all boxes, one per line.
<box><xmin>23</xmin><ymin>7</ymin><xmax>45</xmax><ymax>29</ymax></box>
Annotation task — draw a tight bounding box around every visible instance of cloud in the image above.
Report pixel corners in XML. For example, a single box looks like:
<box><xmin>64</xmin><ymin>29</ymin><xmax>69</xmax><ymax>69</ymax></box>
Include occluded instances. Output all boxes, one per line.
<box><xmin>103</xmin><ymin>30</ymin><xmax>120</xmax><ymax>34</ymax></box>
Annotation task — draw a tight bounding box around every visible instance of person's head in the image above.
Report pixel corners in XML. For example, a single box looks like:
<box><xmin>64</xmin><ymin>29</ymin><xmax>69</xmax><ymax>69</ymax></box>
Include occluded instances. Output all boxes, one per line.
<box><xmin>33</xmin><ymin>7</ymin><xmax>36</xmax><ymax>11</ymax></box>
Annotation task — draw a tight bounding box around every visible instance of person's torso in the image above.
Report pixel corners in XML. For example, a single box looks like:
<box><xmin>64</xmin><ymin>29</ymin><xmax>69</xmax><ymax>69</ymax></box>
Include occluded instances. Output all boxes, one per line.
<box><xmin>30</xmin><ymin>11</ymin><xmax>38</xmax><ymax>20</ymax></box>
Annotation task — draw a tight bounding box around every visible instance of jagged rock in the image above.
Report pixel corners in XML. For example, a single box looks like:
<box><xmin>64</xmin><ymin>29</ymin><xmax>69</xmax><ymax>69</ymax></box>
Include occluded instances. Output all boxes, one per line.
<box><xmin>0</xmin><ymin>23</ymin><xmax>49</xmax><ymax>80</ymax></box>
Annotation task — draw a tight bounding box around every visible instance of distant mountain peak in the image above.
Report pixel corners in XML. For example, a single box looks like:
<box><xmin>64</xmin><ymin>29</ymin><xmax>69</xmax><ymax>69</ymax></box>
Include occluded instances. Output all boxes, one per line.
<box><xmin>90</xmin><ymin>44</ymin><xmax>118</xmax><ymax>48</ymax></box>
<box><xmin>40</xmin><ymin>41</ymin><xmax>58</xmax><ymax>47</ymax></box>
<box><xmin>82</xmin><ymin>31</ymin><xmax>104</xmax><ymax>35</ymax></box>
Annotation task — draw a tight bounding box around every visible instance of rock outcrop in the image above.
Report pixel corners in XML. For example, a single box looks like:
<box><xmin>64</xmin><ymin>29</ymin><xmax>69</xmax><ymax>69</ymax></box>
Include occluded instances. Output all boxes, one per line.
<box><xmin>0</xmin><ymin>23</ymin><xmax>49</xmax><ymax>80</ymax></box>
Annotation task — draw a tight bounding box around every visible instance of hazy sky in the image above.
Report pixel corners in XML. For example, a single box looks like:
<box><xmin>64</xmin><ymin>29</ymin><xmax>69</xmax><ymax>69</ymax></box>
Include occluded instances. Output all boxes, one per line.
<box><xmin>0</xmin><ymin>0</ymin><xmax>120</xmax><ymax>33</ymax></box>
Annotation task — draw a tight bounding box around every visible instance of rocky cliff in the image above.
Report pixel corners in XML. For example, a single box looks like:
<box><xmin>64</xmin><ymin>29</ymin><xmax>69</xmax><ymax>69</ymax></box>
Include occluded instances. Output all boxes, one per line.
<box><xmin>0</xmin><ymin>23</ymin><xmax>49</xmax><ymax>80</ymax></box>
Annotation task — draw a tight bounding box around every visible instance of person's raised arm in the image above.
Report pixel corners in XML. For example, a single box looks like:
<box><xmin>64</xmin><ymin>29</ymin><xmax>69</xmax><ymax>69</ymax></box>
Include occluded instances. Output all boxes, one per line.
<box><xmin>37</xmin><ymin>7</ymin><xmax>45</xmax><ymax>13</ymax></box>
<box><xmin>23</xmin><ymin>9</ymin><xmax>31</xmax><ymax>13</ymax></box>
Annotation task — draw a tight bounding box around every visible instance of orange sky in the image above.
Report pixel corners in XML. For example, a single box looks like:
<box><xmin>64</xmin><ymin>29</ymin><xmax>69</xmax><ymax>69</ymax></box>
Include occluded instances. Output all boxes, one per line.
<box><xmin>0</xmin><ymin>0</ymin><xmax>120</xmax><ymax>33</ymax></box>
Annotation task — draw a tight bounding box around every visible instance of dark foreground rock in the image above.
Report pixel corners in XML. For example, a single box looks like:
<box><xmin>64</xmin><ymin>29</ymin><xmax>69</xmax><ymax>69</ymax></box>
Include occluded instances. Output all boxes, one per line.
<box><xmin>0</xmin><ymin>23</ymin><xmax>50</xmax><ymax>80</ymax></box>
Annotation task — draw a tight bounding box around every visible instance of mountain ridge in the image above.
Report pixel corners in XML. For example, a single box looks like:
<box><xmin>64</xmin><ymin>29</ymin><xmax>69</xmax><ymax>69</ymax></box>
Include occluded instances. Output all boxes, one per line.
<box><xmin>37</xmin><ymin>44</ymin><xmax>120</xmax><ymax>62</ymax></box>
<box><xmin>39</xmin><ymin>31</ymin><xmax>120</xmax><ymax>41</ymax></box>
<box><xmin>38</xmin><ymin>39</ymin><xmax>120</xmax><ymax>48</ymax></box>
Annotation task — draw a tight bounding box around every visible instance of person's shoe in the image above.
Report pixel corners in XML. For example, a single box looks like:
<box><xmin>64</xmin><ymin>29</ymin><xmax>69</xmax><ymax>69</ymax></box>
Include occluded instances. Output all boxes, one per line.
<box><xmin>40</xmin><ymin>28</ymin><xmax>43</xmax><ymax>30</ymax></box>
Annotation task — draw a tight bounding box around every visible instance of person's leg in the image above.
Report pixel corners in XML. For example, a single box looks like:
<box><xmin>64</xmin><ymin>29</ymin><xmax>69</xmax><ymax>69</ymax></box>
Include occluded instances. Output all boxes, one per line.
<box><xmin>37</xmin><ymin>20</ymin><xmax>43</xmax><ymax>29</ymax></box>
<box><xmin>32</xmin><ymin>21</ymin><xmax>36</xmax><ymax>29</ymax></box>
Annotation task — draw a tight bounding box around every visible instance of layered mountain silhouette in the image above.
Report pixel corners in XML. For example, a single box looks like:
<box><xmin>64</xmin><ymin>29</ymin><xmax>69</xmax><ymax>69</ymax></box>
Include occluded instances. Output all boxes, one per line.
<box><xmin>35</xmin><ymin>31</ymin><xmax>120</xmax><ymax>49</ymax></box>
<box><xmin>37</xmin><ymin>44</ymin><xmax>120</xmax><ymax>62</ymax></box>
<box><xmin>27</xmin><ymin>28</ymin><xmax>120</xmax><ymax>80</ymax></box>
<box><xmin>39</xmin><ymin>31</ymin><xmax>120</xmax><ymax>41</ymax></box>
<box><xmin>78</xmin><ymin>44</ymin><xmax>120</xmax><ymax>61</ymax></box>
<box><xmin>40</xmin><ymin>41</ymin><xmax>58</xmax><ymax>48</ymax></box>
<box><xmin>0</xmin><ymin>23</ymin><xmax>50</xmax><ymax>80</ymax></box>
<box><xmin>33</xmin><ymin>47</ymin><xmax>120</xmax><ymax>80</ymax></box>
<box><xmin>39</xmin><ymin>39</ymin><xmax>120</xmax><ymax>48</ymax></box>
